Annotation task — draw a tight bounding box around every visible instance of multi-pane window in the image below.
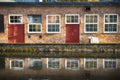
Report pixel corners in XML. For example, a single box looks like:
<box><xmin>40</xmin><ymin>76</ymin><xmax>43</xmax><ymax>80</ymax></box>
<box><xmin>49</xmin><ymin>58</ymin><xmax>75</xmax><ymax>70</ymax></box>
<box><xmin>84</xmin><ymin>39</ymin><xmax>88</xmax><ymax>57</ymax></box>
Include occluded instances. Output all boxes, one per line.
<box><xmin>85</xmin><ymin>14</ymin><xmax>98</xmax><ymax>33</ymax></box>
<box><xmin>28</xmin><ymin>15</ymin><xmax>42</xmax><ymax>33</ymax></box>
<box><xmin>66</xmin><ymin>58</ymin><xmax>79</xmax><ymax>70</ymax></box>
<box><xmin>65</xmin><ymin>14</ymin><xmax>79</xmax><ymax>24</ymax></box>
<box><xmin>85</xmin><ymin>58</ymin><xmax>97</xmax><ymax>69</ymax></box>
<box><xmin>104</xmin><ymin>14</ymin><xmax>118</xmax><ymax>33</ymax></box>
<box><xmin>28</xmin><ymin>58</ymin><xmax>42</xmax><ymax>69</ymax></box>
<box><xmin>47</xmin><ymin>58</ymin><xmax>60</xmax><ymax>69</ymax></box>
<box><xmin>104</xmin><ymin>59</ymin><xmax>117</xmax><ymax>69</ymax></box>
<box><xmin>10</xmin><ymin>59</ymin><xmax>24</xmax><ymax>70</ymax></box>
<box><xmin>9</xmin><ymin>14</ymin><xmax>23</xmax><ymax>24</ymax></box>
<box><xmin>47</xmin><ymin>15</ymin><xmax>60</xmax><ymax>33</ymax></box>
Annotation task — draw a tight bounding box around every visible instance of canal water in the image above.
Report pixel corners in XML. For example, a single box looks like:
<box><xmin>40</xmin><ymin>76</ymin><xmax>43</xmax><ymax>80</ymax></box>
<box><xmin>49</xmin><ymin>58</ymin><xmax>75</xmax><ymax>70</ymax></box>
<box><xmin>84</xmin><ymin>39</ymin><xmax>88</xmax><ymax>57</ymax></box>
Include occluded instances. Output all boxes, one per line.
<box><xmin>0</xmin><ymin>53</ymin><xmax>120</xmax><ymax>80</ymax></box>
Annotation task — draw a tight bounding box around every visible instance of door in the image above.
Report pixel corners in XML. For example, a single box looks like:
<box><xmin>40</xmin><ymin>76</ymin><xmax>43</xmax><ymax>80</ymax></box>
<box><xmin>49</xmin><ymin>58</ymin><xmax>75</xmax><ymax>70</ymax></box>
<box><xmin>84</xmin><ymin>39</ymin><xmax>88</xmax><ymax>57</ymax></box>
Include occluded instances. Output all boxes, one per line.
<box><xmin>65</xmin><ymin>14</ymin><xmax>80</xmax><ymax>43</ymax></box>
<box><xmin>66</xmin><ymin>24</ymin><xmax>79</xmax><ymax>43</ymax></box>
<box><xmin>8</xmin><ymin>24</ymin><xmax>24</xmax><ymax>43</ymax></box>
<box><xmin>8</xmin><ymin>14</ymin><xmax>24</xmax><ymax>43</ymax></box>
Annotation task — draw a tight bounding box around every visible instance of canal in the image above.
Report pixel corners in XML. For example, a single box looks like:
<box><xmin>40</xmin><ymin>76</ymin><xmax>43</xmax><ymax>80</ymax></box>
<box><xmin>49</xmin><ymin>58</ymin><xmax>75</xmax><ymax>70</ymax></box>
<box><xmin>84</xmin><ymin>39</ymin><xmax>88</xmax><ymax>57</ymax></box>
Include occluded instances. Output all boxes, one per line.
<box><xmin>0</xmin><ymin>52</ymin><xmax>120</xmax><ymax>80</ymax></box>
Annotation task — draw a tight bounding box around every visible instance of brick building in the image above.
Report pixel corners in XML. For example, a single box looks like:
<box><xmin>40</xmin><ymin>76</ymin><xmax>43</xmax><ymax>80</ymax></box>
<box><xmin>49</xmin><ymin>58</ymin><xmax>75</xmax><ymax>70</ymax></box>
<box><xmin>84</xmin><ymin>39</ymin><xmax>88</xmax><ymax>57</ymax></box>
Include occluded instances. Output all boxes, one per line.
<box><xmin>0</xmin><ymin>1</ymin><xmax>120</xmax><ymax>44</ymax></box>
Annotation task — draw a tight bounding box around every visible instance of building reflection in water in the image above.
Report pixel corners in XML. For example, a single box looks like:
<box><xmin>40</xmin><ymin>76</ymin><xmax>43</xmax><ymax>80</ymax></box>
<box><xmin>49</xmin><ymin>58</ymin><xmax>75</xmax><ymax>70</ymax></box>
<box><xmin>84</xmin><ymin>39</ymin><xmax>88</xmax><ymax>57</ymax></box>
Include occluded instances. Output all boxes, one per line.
<box><xmin>1</xmin><ymin>57</ymin><xmax>120</xmax><ymax>80</ymax></box>
<box><xmin>5</xmin><ymin>58</ymin><xmax>119</xmax><ymax>70</ymax></box>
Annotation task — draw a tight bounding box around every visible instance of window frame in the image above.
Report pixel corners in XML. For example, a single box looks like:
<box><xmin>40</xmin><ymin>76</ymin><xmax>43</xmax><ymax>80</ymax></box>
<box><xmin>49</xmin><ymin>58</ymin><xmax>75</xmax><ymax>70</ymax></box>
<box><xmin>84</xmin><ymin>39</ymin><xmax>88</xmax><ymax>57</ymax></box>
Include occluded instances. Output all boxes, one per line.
<box><xmin>28</xmin><ymin>15</ymin><xmax>42</xmax><ymax>33</ymax></box>
<box><xmin>46</xmin><ymin>15</ymin><xmax>61</xmax><ymax>33</ymax></box>
<box><xmin>84</xmin><ymin>58</ymin><xmax>98</xmax><ymax>70</ymax></box>
<box><xmin>104</xmin><ymin>14</ymin><xmax>118</xmax><ymax>33</ymax></box>
<box><xmin>84</xmin><ymin>14</ymin><xmax>99</xmax><ymax>33</ymax></box>
<box><xmin>47</xmin><ymin>58</ymin><xmax>61</xmax><ymax>69</ymax></box>
<box><xmin>65</xmin><ymin>14</ymin><xmax>80</xmax><ymax>24</ymax></box>
<box><xmin>103</xmin><ymin>59</ymin><xmax>117</xmax><ymax>69</ymax></box>
<box><xmin>28</xmin><ymin>58</ymin><xmax>42</xmax><ymax>69</ymax></box>
<box><xmin>65</xmin><ymin>58</ymin><xmax>80</xmax><ymax>70</ymax></box>
<box><xmin>9</xmin><ymin>14</ymin><xmax>23</xmax><ymax>24</ymax></box>
<box><xmin>10</xmin><ymin>59</ymin><xmax>24</xmax><ymax>70</ymax></box>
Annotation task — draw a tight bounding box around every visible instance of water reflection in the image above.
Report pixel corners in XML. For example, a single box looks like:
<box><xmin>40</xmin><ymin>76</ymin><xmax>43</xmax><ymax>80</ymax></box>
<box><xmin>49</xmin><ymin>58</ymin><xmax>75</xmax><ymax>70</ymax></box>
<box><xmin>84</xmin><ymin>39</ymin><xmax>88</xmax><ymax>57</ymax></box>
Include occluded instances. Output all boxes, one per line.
<box><xmin>0</xmin><ymin>57</ymin><xmax>120</xmax><ymax>80</ymax></box>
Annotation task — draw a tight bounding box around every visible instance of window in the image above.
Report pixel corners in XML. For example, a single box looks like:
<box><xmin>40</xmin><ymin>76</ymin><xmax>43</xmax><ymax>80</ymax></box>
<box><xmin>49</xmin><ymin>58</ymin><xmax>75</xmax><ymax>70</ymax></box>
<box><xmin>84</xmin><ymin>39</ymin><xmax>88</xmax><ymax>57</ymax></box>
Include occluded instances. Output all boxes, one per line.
<box><xmin>28</xmin><ymin>58</ymin><xmax>42</xmax><ymax>69</ymax></box>
<box><xmin>9</xmin><ymin>14</ymin><xmax>23</xmax><ymax>24</ymax></box>
<box><xmin>104</xmin><ymin>59</ymin><xmax>117</xmax><ymax>69</ymax></box>
<box><xmin>47</xmin><ymin>58</ymin><xmax>60</xmax><ymax>69</ymax></box>
<box><xmin>84</xmin><ymin>58</ymin><xmax>97</xmax><ymax>69</ymax></box>
<box><xmin>85</xmin><ymin>14</ymin><xmax>98</xmax><ymax>33</ymax></box>
<box><xmin>104</xmin><ymin>14</ymin><xmax>118</xmax><ymax>33</ymax></box>
<box><xmin>10</xmin><ymin>59</ymin><xmax>24</xmax><ymax>70</ymax></box>
<box><xmin>47</xmin><ymin>15</ymin><xmax>60</xmax><ymax>33</ymax></box>
<box><xmin>65</xmin><ymin>58</ymin><xmax>79</xmax><ymax>70</ymax></box>
<box><xmin>28</xmin><ymin>15</ymin><xmax>42</xmax><ymax>33</ymax></box>
<box><xmin>65</xmin><ymin>14</ymin><xmax>79</xmax><ymax>24</ymax></box>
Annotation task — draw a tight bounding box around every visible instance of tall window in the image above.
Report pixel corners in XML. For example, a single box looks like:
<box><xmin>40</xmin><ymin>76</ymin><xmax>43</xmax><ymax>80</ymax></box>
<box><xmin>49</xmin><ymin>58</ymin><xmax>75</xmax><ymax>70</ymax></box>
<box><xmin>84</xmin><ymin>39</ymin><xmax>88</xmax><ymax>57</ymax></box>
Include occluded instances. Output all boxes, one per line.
<box><xmin>65</xmin><ymin>14</ymin><xmax>79</xmax><ymax>24</ymax></box>
<box><xmin>28</xmin><ymin>58</ymin><xmax>42</xmax><ymax>69</ymax></box>
<box><xmin>104</xmin><ymin>14</ymin><xmax>118</xmax><ymax>33</ymax></box>
<box><xmin>10</xmin><ymin>59</ymin><xmax>24</xmax><ymax>70</ymax></box>
<box><xmin>28</xmin><ymin>15</ymin><xmax>42</xmax><ymax>33</ymax></box>
<box><xmin>85</xmin><ymin>14</ymin><xmax>98</xmax><ymax>33</ymax></box>
<box><xmin>84</xmin><ymin>58</ymin><xmax>97</xmax><ymax>69</ymax></box>
<box><xmin>65</xmin><ymin>58</ymin><xmax>79</xmax><ymax>70</ymax></box>
<box><xmin>104</xmin><ymin>59</ymin><xmax>117</xmax><ymax>69</ymax></box>
<box><xmin>9</xmin><ymin>14</ymin><xmax>23</xmax><ymax>24</ymax></box>
<box><xmin>47</xmin><ymin>58</ymin><xmax>60</xmax><ymax>69</ymax></box>
<box><xmin>47</xmin><ymin>15</ymin><xmax>60</xmax><ymax>33</ymax></box>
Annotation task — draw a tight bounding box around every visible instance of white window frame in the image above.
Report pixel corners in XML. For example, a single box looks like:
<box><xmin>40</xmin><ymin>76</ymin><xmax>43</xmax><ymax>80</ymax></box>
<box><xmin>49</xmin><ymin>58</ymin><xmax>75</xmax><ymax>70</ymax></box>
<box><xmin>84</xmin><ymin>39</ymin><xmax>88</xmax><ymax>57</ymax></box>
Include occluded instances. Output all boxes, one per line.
<box><xmin>46</xmin><ymin>15</ymin><xmax>61</xmax><ymax>33</ymax></box>
<box><xmin>9</xmin><ymin>14</ymin><xmax>23</xmax><ymax>24</ymax></box>
<box><xmin>104</xmin><ymin>14</ymin><xmax>118</xmax><ymax>33</ymax></box>
<box><xmin>65</xmin><ymin>58</ymin><xmax>79</xmax><ymax>70</ymax></box>
<box><xmin>10</xmin><ymin>59</ymin><xmax>24</xmax><ymax>70</ymax></box>
<box><xmin>103</xmin><ymin>59</ymin><xmax>117</xmax><ymax>69</ymax></box>
<box><xmin>84</xmin><ymin>14</ymin><xmax>99</xmax><ymax>33</ymax></box>
<box><xmin>84</xmin><ymin>58</ymin><xmax>98</xmax><ymax>70</ymax></box>
<box><xmin>65</xmin><ymin>14</ymin><xmax>80</xmax><ymax>24</ymax></box>
<box><xmin>28</xmin><ymin>15</ymin><xmax>42</xmax><ymax>33</ymax></box>
<box><xmin>47</xmin><ymin>58</ymin><xmax>61</xmax><ymax>69</ymax></box>
<box><xmin>28</xmin><ymin>58</ymin><xmax>42</xmax><ymax>69</ymax></box>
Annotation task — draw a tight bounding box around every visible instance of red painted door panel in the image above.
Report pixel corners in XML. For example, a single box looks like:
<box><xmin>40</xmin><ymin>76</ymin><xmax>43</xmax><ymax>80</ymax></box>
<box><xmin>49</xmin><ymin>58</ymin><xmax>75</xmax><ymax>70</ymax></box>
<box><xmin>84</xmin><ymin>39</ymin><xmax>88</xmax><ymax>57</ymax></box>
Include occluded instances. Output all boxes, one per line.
<box><xmin>8</xmin><ymin>24</ymin><xmax>14</xmax><ymax>43</ymax></box>
<box><xmin>8</xmin><ymin>24</ymin><xmax>24</xmax><ymax>43</ymax></box>
<box><xmin>66</xmin><ymin>24</ymin><xmax>79</xmax><ymax>43</ymax></box>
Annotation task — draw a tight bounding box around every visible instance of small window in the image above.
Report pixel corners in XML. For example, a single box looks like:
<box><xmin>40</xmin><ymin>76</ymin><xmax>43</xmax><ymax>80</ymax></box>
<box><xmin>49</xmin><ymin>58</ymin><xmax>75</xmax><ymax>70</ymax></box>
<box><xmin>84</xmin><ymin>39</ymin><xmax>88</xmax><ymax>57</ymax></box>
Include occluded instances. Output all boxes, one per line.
<box><xmin>28</xmin><ymin>15</ymin><xmax>42</xmax><ymax>33</ymax></box>
<box><xmin>104</xmin><ymin>59</ymin><xmax>117</xmax><ymax>69</ymax></box>
<box><xmin>65</xmin><ymin>14</ymin><xmax>79</xmax><ymax>24</ymax></box>
<box><xmin>47</xmin><ymin>58</ymin><xmax>60</xmax><ymax>69</ymax></box>
<box><xmin>65</xmin><ymin>58</ymin><xmax>79</xmax><ymax>70</ymax></box>
<box><xmin>84</xmin><ymin>58</ymin><xmax>97</xmax><ymax>69</ymax></box>
<box><xmin>85</xmin><ymin>14</ymin><xmax>98</xmax><ymax>33</ymax></box>
<box><xmin>47</xmin><ymin>15</ymin><xmax>60</xmax><ymax>33</ymax></box>
<box><xmin>10</xmin><ymin>59</ymin><xmax>24</xmax><ymax>70</ymax></box>
<box><xmin>9</xmin><ymin>14</ymin><xmax>23</xmax><ymax>24</ymax></box>
<box><xmin>104</xmin><ymin>14</ymin><xmax>118</xmax><ymax>33</ymax></box>
<box><xmin>28</xmin><ymin>58</ymin><xmax>42</xmax><ymax>70</ymax></box>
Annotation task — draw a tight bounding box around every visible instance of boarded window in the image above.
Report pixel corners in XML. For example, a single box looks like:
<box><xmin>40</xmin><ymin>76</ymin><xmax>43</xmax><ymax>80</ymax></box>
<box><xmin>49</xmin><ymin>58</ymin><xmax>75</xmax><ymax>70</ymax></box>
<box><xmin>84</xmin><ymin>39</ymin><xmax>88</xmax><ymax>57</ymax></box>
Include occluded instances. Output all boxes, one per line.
<box><xmin>0</xmin><ymin>15</ymin><xmax>4</xmax><ymax>33</ymax></box>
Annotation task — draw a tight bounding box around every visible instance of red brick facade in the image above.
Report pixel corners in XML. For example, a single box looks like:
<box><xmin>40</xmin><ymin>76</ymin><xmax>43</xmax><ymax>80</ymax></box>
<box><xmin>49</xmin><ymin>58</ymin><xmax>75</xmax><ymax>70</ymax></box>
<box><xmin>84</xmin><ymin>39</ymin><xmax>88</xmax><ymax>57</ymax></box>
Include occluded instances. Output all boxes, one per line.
<box><xmin>0</xmin><ymin>5</ymin><xmax>120</xmax><ymax>44</ymax></box>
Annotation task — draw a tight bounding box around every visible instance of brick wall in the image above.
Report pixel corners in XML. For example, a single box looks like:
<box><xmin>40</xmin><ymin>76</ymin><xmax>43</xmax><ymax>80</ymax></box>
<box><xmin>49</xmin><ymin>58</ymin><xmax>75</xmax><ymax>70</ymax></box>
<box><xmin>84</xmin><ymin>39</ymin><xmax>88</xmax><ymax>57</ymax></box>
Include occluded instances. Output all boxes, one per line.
<box><xmin>0</xmin><ymin>6</ymin><xmax>120</xmax><ymax>44</ymax></box>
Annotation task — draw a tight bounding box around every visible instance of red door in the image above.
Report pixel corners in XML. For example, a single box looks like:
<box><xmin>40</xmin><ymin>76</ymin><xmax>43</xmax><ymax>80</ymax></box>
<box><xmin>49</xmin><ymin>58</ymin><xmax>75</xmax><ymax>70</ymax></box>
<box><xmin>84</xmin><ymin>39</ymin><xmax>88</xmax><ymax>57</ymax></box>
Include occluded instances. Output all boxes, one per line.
<box><xmin>66</xmin><ymin>24</ymin><xmax>79</xmax><ymax>43</ymax></box>
<box><xmin>8</xmin><ymin>24</ymin><xmax>24</xmax><ymax>43</ymax></box>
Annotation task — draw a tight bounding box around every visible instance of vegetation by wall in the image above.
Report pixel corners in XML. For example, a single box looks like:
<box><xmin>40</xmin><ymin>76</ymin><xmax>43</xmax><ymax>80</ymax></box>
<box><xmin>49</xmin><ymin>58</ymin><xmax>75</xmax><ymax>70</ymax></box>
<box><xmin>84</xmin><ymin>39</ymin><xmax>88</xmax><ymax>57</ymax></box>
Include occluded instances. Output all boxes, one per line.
<box><xmin>0</xmin><ymin>44</ymin><xmax>120</xmax><ymax>58</ymax></box>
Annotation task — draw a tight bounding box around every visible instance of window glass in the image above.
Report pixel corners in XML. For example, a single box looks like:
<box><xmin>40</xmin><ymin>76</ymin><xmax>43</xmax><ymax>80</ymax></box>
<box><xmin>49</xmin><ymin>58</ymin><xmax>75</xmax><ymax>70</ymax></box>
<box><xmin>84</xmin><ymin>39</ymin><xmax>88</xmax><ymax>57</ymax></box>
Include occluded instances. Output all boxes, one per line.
<box><xmin>48</xmin><ymin>58</ymin><xmax>60</xmax><ymax>69</ymax></box>
<box><xmin>85</xmin><ymin>14</ymin><xmax>98</xmax><ymax>33</ymax></box>
<box><xmin>9</xmin><ymin>15</ymin><xmax>23</xmax><ymax>24</ymax></box>
<box><xmin>104</xmin><ymin>14</ymin><xmax>118</xmax><ymax>33</ymax></box>
<box><xmin>28</xmin><ymin>15</ymin><xmax>42</xmax><ymax>33</ymax></box>
<box><xmin>47</xmin><ymin>15</ymin><xmax>60</xmax><ymax>33</ymax></box>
